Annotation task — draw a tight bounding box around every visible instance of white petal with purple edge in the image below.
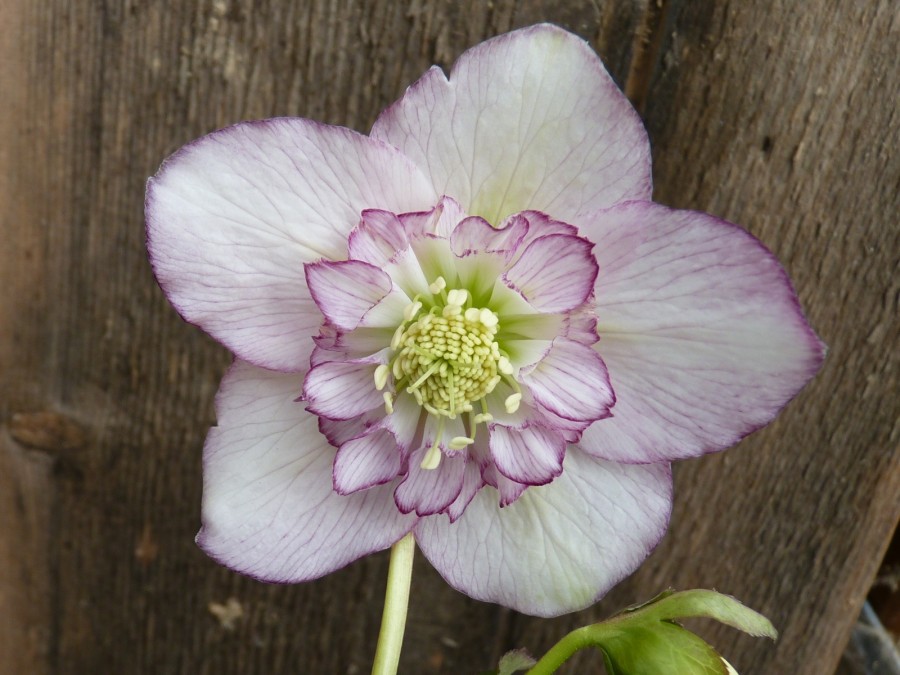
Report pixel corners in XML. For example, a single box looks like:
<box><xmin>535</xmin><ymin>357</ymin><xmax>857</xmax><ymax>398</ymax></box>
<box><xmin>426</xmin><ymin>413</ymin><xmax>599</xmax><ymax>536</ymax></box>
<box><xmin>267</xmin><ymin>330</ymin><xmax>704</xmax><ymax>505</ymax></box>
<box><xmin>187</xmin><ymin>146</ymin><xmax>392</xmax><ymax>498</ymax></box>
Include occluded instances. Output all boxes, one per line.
<box><xmin>303</xmin><ymin>360</ymin><xmax>384</xmax><ymax>420</ymax></box>
<box><xmin>347</xmin><ymin>210</ymin><xmax>410</xmax><ymax>266</ymax></box>
<box><xmin>503</xmin><ymin>234</ymin><xmax>598</xmax><ymax>313</ymax></box>
<box><xmin>198</xmin><ymin>361</ymin><xmax>416</xmax><ymax>582</ymax></box>
<box><xmin>579</xmin><ymin>201</ymin><xmax>826</xmax><ymax>463</ymax></box>
<box><xmin>488</xmin><ymin>423</ymin><xmax>565</xmax><ymax>485</ymax></box>
<box><xmin>450</xmin><ymin>215</ymin><xmax>529</xmax><ymax>258</ymax></box>
<box><xmin>415</xmin><ymin>449</ymin><xmax>672</xmax><ymax>616</ymax></box>
<box><xmin>333</xmin><ymin>427</ymin><xmax>403</xmax><ymax>495</ymax></box>
<box><xmin>305</xmin><ymin>260</ymin><xmax>407</xmax><ymax>331</ymax></box>
<box><xmin>147</xmin><ymin>118</ymin><xmax>436</xmax><ymax>372</ymax></box>
<box><xmin>520</xmin><ymin>339</ymin><xmax>615</xmax><ymax>422</ymax></box>
<box><xmin>394</xmin><ymin>448</ymin><xmax>466</xmax><ymax>516</ymax></box>
<box><xmin>445</xmin><ymin>458</ymin><xmax>485</xmax><ymax>522</ymax></box>
<box><xmin>371</xmin><ymin>25</ymin><xmax>651</xmax><ymax>224</ymax></box>
<box><xmin>482</xmin><ymin>464</ymin><xmax>529</xmax><ymax>507</ymax></box>
<box><xmin>380</xmin><ymin>393</ymin><xmax>423</xmax><ymax>452</ymax></box>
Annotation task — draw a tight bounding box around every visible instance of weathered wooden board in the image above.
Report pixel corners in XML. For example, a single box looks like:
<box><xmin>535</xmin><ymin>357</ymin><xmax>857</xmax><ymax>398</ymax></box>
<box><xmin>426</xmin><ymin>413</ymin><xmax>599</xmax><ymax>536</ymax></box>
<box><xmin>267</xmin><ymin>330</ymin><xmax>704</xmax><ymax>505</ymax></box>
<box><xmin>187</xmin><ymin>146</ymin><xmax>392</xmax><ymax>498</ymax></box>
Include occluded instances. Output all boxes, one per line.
<box><xmin>1</xmin><ymin>1</ymin><xmax>896</xmax><ymax>674</ymax></box>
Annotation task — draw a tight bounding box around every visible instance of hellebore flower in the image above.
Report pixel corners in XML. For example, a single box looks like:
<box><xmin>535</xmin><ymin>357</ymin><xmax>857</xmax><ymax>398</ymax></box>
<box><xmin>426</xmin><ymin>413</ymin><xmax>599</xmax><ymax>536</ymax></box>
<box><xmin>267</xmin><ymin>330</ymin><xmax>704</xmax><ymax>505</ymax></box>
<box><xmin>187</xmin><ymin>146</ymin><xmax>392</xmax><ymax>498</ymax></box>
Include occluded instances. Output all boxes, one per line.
<box><xmin>146</xmin><ymin>24</ymin><xmax>824</xmax><ymax>617</ymax></box>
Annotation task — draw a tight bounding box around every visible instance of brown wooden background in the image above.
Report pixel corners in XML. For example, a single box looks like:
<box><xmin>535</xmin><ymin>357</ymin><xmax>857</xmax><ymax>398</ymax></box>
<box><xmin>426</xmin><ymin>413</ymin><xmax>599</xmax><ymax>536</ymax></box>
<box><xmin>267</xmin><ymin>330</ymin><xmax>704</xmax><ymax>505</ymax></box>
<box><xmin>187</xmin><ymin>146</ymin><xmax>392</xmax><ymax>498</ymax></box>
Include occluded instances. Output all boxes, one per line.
<box><xmin>1</xmin><ymin>1</ymin><xmax>897</xmax><ymax>673</ymax></box>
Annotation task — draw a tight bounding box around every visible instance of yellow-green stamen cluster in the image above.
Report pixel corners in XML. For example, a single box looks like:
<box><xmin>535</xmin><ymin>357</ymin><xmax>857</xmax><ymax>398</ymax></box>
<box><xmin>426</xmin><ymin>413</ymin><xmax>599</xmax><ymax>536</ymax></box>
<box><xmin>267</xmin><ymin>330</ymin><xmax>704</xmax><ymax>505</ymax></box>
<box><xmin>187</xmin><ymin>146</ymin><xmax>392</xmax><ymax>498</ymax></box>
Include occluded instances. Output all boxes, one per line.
<box><xmin>395</xmin><ymin>288</ymin><xmax>502</xmax><ymax>417</ymax></box>
<box><xmin>374</xmin><ymin>277</ymin><xmax>522</xmax><ymax>470</ymax></box>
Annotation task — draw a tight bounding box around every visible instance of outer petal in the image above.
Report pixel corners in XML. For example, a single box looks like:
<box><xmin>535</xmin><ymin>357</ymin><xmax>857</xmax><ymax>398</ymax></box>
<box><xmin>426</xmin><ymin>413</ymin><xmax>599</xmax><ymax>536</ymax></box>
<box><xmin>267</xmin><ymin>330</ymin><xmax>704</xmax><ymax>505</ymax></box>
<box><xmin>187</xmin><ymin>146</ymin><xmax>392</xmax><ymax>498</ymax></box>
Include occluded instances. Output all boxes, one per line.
<box><xmin>197</xmin><ymin>361</ymin><xmax>416</xmax><ymax>582</ymax></box>
<box><xmin>415</xmin><ymin>449</ymin><xmax>672</xmax><ymax>616</ymax></box>
<box><xmin>371</xmin><ymin>24</ymin><xmax>651</xmax><ymax>224</ymax></box>
<box><xmin>147</xmin><ymin>118</ymin><xmax>436</xmax><ymax>372</ymax></box>
<box><xmin>580</xmin><ymin>201</ymin><xmax>826</xmax><ymax>463</ymax></box>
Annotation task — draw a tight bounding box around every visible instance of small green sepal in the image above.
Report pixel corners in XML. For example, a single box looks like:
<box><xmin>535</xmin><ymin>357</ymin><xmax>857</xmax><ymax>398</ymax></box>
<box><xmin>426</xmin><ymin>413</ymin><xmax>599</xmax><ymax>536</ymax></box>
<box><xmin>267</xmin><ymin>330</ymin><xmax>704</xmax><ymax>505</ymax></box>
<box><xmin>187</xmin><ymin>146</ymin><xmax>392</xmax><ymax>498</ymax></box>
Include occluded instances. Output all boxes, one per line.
<box><xmin>481</xmin><ymin>648</ymin><xmax>537</xmax><ymax>675</ymax></box>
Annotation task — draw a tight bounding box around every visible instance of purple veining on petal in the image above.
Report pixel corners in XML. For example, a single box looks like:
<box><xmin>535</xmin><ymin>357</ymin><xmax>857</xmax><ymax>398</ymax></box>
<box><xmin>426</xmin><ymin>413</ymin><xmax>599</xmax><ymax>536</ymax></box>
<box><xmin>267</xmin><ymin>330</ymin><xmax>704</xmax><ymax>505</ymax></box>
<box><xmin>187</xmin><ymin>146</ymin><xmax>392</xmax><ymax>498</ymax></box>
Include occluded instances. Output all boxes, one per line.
<box><xmin>502</xmin><ymin>233</ymin><xmax>599</xmax><ymax>313</ymax></box>
<box><xmin>371</xmin><ymin>24</ymin><xmax>653</xmax><ymax>223</ymax></box>
<box><xmin>302</xmin><ymin>359</ymin><xmax>385</xmax><ymax>420</ymax></box>
<box><xmin>394</xmin><ymin>448</ymin><xmax>467</xmax><ymax>516</ymax></box>
<box><xmin>577</xmin><ymin>200</ymin><xmax>826</xmax><ymax>464</ymax></box>
<box><xmin>450</xmin><ymin>214</ymin><xmax>529</xmax><ymax>259</ymax></box>
<box><xmin>347</xmin><ymin>209</ymin><xmax>411</xmax><ymax>266</ymax></box>
<box><xmin>488</xmin><ymin>422</ymin><xmax>566</xmax><ymax>485</ymax></box>
<box><xmin>333</xmin><ymin>427</ymin><xmax>404</xmax><ymax>495</ymax></box>
<box><xmin>305</xmin><ymin>259</ymin><xmax>394</xmax><ymax>331</ymax></box>
<box><xmin>519</xmin><ymin>338</ymin><xmax>615</xmax><ymax>423</ymax></box>
<box><xmin>414</xmin><ymin>450</ymin><xmax>673</xmax><ymax>617</ymax></box>
<box><xmin>445</xmin><ymin>458</ymin><xmax>486</xmax><ymax>522</ymax></box>
<box><xmin>147</xmin><ymin>117</ymin><xmax>436</xmax><ymax>373</ymax></box>
<box><xmin>196</xmin><ymin>360</ymin><xmax>417</xmax><ymax>584</ymax></box>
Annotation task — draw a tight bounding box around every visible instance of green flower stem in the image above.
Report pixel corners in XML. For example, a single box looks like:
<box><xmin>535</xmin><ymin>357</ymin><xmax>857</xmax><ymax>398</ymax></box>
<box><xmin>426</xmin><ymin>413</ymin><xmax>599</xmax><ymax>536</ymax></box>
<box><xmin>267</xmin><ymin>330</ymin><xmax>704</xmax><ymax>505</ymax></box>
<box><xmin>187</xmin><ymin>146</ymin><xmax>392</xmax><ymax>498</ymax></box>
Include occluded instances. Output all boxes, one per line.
<box><xmin>371</xmin><ymin>532</ymin><xmax>416</xmax><ymax>675</ymax></box>
<box><xmin>526</xmin><ymin>625</ymin><xmax>603</xmax><ymax>675</ymax></box>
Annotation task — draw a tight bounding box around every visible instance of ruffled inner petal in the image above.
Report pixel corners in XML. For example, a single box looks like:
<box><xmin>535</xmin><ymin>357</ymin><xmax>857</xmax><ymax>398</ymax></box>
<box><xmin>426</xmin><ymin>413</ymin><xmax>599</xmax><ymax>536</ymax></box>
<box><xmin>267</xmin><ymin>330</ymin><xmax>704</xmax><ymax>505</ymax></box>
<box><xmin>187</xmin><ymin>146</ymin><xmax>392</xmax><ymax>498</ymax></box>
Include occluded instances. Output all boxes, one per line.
<box><xmin>333</xmin><ymin>427</ymin><xmax>403</xmax><ymax>495</ymax></box>
<box><xmin>520</xmin><ymin>338</ymin><xmax>615</xmax><ymax>423</ymax></box>
<box><xmin>306</xmin><ymin>259</ymin><xmax>406</xmax><ymax>331</ymax></box>
<box><xmin>347</xmin><ymin>209</ymin><xmax>411</xmax><ymax>266</ymax></box>
<box><xmin>394</xmin><ymin>447</ymin><xmax>466</xmax><ymax>516</ymax></box>
<box><xmin>302</xmin><ymin>359</ymin><xmax>384</xmax><ymax>420</ymax></box>
<box><xmin>488</xmin><ymin>423</ymin><xmax>566</xmax><ymax>485</ymax></box>
<box><xmin>450</xmin><ymin>214</ymin><xmax>529</xmax><ymax>259</ymax></box>
<box><xmin>502</xmin><ymin>233</ymin><xmax>598</xmax><ymax>313</ymax></box>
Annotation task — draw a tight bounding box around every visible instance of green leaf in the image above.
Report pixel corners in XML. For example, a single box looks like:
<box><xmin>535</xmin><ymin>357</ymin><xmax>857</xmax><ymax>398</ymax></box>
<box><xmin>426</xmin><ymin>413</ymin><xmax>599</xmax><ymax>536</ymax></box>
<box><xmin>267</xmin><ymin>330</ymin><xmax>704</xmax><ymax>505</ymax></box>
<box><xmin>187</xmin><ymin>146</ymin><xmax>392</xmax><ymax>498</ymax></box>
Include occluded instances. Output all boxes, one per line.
<box><xmin>634</xmin><ymin>589</ymin><xmax>778</xmax><ymax>640</ymax></box>
<box><xmin>601</xmin><ymin>621</ymin><xmax>728</xmax><ymax>675</ymax></box>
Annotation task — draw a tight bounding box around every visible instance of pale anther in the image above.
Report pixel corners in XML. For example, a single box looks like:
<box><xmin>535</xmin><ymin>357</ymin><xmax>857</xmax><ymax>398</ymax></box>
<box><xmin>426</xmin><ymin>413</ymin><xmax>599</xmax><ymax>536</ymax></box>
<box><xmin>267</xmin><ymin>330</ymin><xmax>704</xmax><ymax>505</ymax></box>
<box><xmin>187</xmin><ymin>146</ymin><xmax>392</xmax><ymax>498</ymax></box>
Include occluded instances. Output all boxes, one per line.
<box><xmin>383</xmin><ymin>392</ymin><xmax>394</xmax><ymax>414</ymax></box>
<box><xmin>448</xmin><ymin>436</ymin><xmax>475</xmax><ymax>450</ymax></box>
<box><xmin>480</xmin><ymin>308</ymin><xmax>499</xmax><ymax>328</ymax></box>
<box><xmin>505</xmin><ymin>392</ymin><xmax>522</xmax><ymax>413</ymax></box>
<box><xmin>446</xmin><ymin>288</ymin><xmax>468</xmax><ymax>306</ymax></box>
<box><xmin>428</xmin><ymin>276</ymin><xmax>446</xmax><ymax>294</ymax></box>
<box><xmin>473</xmin><ymin>412</ymin><xmax>493</xmax><ymax>424</ymax></box>
<box><xmin>420</xmin><ymin>442</ymin><xmax>442</xmax><ymax>470</ymax></box>
<box><xmin>498</xmin><ymin>356</ymin><xmax>513</xmax><ymax>375</ymax></box>
<box><xmin>374</xmin><ymin>364</ymin><xmax>389</xmax><ymax>390</ymax></box>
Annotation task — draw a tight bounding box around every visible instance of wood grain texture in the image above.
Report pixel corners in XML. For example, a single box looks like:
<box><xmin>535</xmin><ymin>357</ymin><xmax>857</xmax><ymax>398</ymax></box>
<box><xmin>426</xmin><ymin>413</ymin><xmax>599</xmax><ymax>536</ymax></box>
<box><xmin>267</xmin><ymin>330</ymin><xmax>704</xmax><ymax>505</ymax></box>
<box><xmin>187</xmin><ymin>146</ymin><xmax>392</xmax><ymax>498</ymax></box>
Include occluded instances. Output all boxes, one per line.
<box><xmin>1</xmin><ymin>1</ymin><xmax>896</xmax><ymax>673</ymax></box>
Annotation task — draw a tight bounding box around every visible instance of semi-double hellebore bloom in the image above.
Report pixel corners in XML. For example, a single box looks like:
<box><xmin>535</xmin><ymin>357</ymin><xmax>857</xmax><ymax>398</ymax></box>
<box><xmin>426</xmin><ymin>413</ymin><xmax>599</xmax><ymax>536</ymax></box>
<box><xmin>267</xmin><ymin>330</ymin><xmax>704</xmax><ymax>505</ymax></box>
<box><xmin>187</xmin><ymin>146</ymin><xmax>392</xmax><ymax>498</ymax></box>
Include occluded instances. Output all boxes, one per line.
<box><xmin>147</xmin><ymin>25</ymin><xmax>824</xmax><ymax>617</ymax></box>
